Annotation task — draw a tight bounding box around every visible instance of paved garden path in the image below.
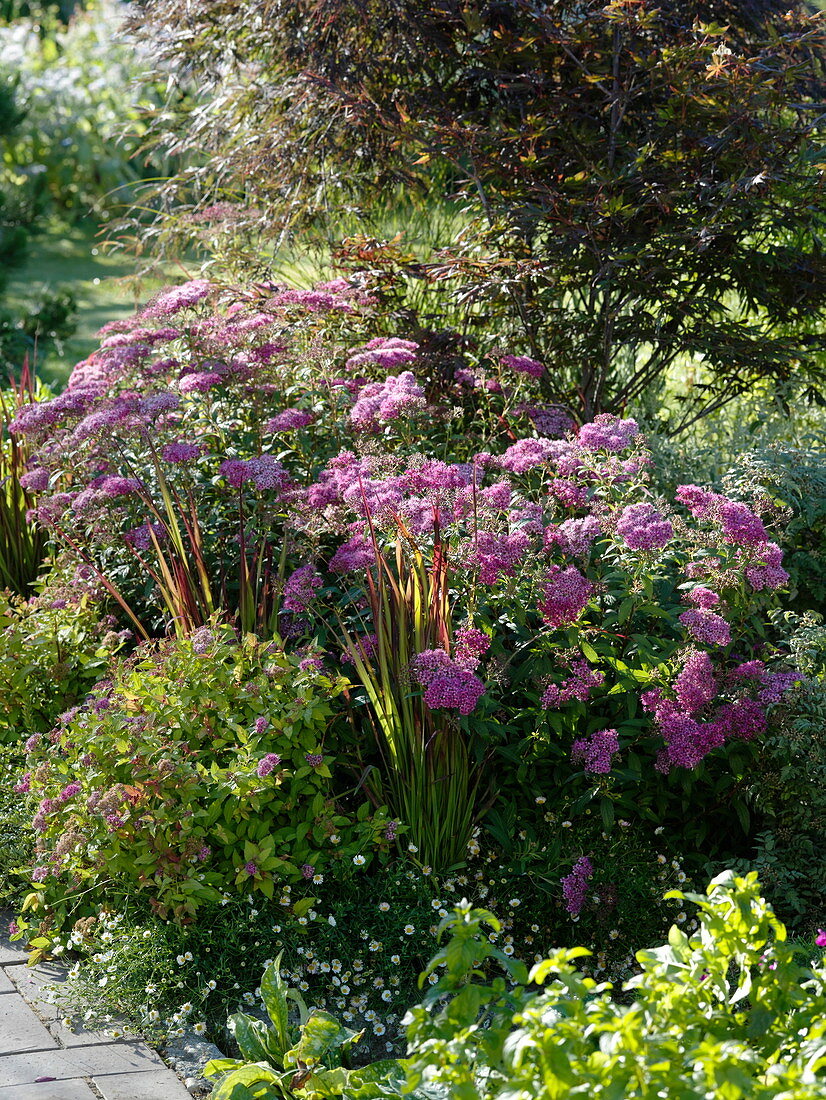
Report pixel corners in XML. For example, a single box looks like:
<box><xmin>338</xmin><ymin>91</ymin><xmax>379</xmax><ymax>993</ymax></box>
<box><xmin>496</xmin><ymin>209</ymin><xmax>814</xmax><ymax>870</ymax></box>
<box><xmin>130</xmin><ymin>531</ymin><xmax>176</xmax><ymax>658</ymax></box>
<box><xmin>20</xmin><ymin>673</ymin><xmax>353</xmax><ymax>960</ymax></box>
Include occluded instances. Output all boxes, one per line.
<box><xmin>0</xmin><ymin>921</ymin><xmax>192</xmax><ymax>1099</ymax></box>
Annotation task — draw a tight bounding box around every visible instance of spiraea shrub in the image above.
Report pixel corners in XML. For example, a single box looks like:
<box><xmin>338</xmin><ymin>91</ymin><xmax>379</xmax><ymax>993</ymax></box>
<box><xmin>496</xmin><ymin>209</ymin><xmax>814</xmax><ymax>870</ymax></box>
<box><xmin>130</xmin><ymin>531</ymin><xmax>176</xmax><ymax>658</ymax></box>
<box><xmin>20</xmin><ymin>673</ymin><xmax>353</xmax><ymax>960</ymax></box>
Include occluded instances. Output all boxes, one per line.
<box><xmin>11</xmin><ymin>277</ymin><xmax>802</xmax><ymax>901</ymax></box>
<box><xmin>20</xmin><ymin>622</ymin><xmax>392</xmax><ymax>929</ymax></box>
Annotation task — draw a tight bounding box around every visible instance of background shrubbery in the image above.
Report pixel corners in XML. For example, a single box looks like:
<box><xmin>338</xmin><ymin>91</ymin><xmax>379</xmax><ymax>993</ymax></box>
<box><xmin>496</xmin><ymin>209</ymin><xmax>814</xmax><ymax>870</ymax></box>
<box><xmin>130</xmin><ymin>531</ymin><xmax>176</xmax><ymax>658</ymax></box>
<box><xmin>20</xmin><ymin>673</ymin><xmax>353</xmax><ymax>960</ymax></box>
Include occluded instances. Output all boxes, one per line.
<box><xmin>0</xmin><ymin>0</ymin><xmax>169</xmax><ymax>222</ymax></box>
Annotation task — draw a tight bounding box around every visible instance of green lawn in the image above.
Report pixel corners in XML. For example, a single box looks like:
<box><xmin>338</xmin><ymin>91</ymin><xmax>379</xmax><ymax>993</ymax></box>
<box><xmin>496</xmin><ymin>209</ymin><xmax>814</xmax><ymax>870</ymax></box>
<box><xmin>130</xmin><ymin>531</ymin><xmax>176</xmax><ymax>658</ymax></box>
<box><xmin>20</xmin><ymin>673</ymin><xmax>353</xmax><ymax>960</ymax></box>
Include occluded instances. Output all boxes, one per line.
<box><xmin>6</xmin><ymin>220</ymin><xmax>172</xmax><ymax>390</ymax></box>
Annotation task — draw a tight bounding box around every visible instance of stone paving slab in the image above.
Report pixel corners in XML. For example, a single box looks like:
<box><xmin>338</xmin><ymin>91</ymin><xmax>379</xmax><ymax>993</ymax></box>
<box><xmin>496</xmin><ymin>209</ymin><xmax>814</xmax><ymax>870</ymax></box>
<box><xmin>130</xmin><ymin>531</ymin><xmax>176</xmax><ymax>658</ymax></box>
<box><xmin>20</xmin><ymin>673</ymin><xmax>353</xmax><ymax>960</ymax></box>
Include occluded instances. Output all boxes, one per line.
<box><xmin>0</xmin><ymin>1081</ymin><xmax>100</xmax><ymax>1100</ymax></box>
<box><xmin>0</xmin><ymin>921</ymin><xmax>28</xmax><ymax>963</ymax></box>
<box><xmin>6</xmin><ymin>961</ymin><xmax>125</xmax><ymax>1046</ymax></box>
<box><xmin>48</xmin><ymin>1017</ymin><xmax>121</xmax><ymax>1048</ymax></box>
<box><xmin>0</xmin><ymin>1042</ymin><xmax>164</xmax><ymax>1088</ymax></box>
<box><xmin>0</xmin><ymin>910</ymin><xmax>195</xmax><ymax>1096</ymax></box>
<box><xmin>0</xmin><ymin>990</ymin><xmax>60</xmax><ymax>1054</ymax></box>
<box><xmin>0</xmin><ymin>939</ymin><xmax>27</xmax><ymax>964</ymax></box>
<box><xmin>6</xmin><ymin>962</ymin><xmax>70</xmax><ymax>1020</ymax></box>
<box><xmin>93</xmin><ymin>1069</ymin><xmax>194</xmax><ymax>1099</ymax></box>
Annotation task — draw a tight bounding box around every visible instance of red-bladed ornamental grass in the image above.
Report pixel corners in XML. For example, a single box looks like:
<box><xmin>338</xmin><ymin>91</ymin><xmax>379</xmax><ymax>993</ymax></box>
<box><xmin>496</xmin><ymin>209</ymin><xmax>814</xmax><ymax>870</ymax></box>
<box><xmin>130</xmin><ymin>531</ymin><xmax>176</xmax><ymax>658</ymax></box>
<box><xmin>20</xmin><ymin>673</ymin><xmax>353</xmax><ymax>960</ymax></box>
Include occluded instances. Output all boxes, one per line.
<box><xmin>12</xmin><ymin>278</ymin><xmax>800</xmax><ymax>884</ymax></box>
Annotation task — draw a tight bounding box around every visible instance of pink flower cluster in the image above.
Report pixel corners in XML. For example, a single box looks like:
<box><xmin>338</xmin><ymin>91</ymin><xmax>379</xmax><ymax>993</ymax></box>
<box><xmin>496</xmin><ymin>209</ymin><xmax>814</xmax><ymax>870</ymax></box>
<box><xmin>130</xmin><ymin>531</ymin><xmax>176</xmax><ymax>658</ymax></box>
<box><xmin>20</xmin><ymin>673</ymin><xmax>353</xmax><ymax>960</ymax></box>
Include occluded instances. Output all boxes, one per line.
<box><xmin>541</xmin><ymin>658</ymin><xmax>605</xmax><ymax>708</ymax></box>
<box><xmin>267</xmin><ymin>408</ymin><xmax>316</xmax><ymax>432</ymax></box>
<box><xmin>686</xmin><ymin>586</ymin><xmax>720</xmax><ymax>609</ymax></box>
<box><xmin>673</xmin><ymin>649</ymin><xmax>716</xmax><ymax>712</ymax></box>
<box><xmin>219</xmin><ymin>455</ymin><xmax>290</xmax><ymax>492</ymax></box>
<box><xmin>615</xmin><ymin>502</ymin><xmax>673</xmax><ymax>551</ymax></box>
<box><xmin>468</xmin><ymin>529</ymin><xmax>531</xmax><ymax>584</ymax></box>
<box><xmin>179</xmin><ymin>371</ymin><xmax>222</xmax><ymax>393</ymax></box>
<box><xmin>544</xmin><ymin>516</ymin><xmax>602</xmax><ymax>557</ymax></box>
<box><xmin>349</xmin><ymin>372</ymin><xmax>426</xmax><ymax>431</ymax></box>
<box><xmin>19</xmin><ymin>467</ymin><xmax>50</xmax><ymax>492</ymax></box>
<box><xmin>125</xmin><ymin>521</ymin><xmax>166</xmax><ymax>550</ymax></box>
<box><xmin>346</xmin><ymin>337</ymin><xmax>418</xmax><ymax>372</ymax></box>
<box><xmin>162</xmin><ymin>442</ymin><xmax>203</xmax><ymax>464</ymax></box>
<box><xmin>410</xmin><ymin>648</ymin><xmax>486</xmax><ymax>715</ymax></box>
<box><xmin>538</xmin><ymin>565</ymin><xmax>594</xmax><ymax>629</ymax></box>
<box><xmin>141</xmin><ymin>279</ymin><xmax>211</xmax><ymax>318</ymax></box>
<box><xmin>499</xmin><ymin>354</ymin><xmax>545</xmax><ymax>378</ymax></box>
<box><xmin>256</xmin><ymin>753</ymin><xmax>281</xmax><ymax>778</ymax></box>
<box><xmin>342</xmin><ymin>632</ymin><xmax>379</xmax><ymax>665</ymax></box>
<box><xmin>264</xmin><ymin>279</ymin><xmax>372</xmax><ymax>313</ymax></box>
<box><xmin>676</xmin><ymin>484</ymin><xmax>788</xmax><ymax>591</ymax></box>
<box><xmin>497</xmin><ymin>437</ymin><xmax>560</xmax><ymax>474</ymax></box>
<box><xmin>745</xmin><ymin>541</ymin><xmax>789</xmax><ymax>592</ymax></box>
<box><xmin>561</xmin><ymin>855</ymin><xmax>593</xmax><ymax>917</ymax></box>
<box><xmin>69</xmin><ymin>475</ymin><xmax>144</xmax><ymax>518</ymax></box>
<box><xmin>282</xmin><ymin>565</ymin><xmax>322</xmax><ymax>613</ymax></box>
<box><xmin>679</xmin><ymin>608</ymin><xmax>731</xmax><ymax>647</ymax></box>
<box><xmin>571</xmin><ymin>728</ymin><xmax>619</xmax><ymax>774</ymax></box>
<box><xmin>577</xmin><ymin>414</ymin><xmax>640</xmax><ymax>453</ymax></box>
<box><xmin>516</xmin><ymin>403</ymin><xmax>574</xmax><ymax>437</ymax></box>
<box><xmin>328</xmin><ymin>533</ymin><xmax>376</xmax><ymax>574</ymax></box>
<box><xmin>731</xmin><ymin>660</ymin><xmax>800</xmax><ymax>703</ymax></box>
<box><xmin>453</xmin><ymin>627</ymin><xmax>490</xmax><ymax>670</ymax></box>
<box><xmin>642</xmin><ymin>640</ymin><xmax>795</xmax><ymax>771</ymax></box>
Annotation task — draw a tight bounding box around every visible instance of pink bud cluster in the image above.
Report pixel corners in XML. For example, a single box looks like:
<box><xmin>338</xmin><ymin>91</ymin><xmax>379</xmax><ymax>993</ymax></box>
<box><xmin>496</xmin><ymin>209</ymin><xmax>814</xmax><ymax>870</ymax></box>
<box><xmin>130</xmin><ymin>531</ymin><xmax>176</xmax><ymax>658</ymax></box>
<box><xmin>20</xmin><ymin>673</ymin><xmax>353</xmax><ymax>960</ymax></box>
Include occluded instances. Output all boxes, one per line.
<box><xmin>282</xmin><ymin>564</ymin><xmax>323</xmax><ymax>613</ymax></box>
<box><xmin>571</xmin><ymin>728</ymin><xmax>619</xmax><ymax>774</ymax></box>
<box><xmin>410</xmin><ymin>648</ymin><xmax>486</xmax><ymax>716</ymax></box>
<box><xmin>561</xmin><ymin>855</ymin><xmax>594</xmax><ymax>916</ymax></box>
<box><xmin>541</xmin><ymin>658</ymin><xmax>605</xmax><ymax>709</ymax></box>
<box><xmin>538</xmin><ymin>565</ymin><xmax>595</xmax><ymax>629</ymax></box>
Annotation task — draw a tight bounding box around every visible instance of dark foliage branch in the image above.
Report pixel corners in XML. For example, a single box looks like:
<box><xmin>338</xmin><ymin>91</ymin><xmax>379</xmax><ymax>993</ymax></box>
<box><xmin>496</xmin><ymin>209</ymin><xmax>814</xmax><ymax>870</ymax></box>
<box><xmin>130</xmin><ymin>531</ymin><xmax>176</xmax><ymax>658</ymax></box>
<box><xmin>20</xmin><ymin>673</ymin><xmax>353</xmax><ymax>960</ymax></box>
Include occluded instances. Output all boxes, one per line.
<box><xmin>120</xmin><ymin>0</ymin><xmax>826</xmax><ymax>427</ymax></box>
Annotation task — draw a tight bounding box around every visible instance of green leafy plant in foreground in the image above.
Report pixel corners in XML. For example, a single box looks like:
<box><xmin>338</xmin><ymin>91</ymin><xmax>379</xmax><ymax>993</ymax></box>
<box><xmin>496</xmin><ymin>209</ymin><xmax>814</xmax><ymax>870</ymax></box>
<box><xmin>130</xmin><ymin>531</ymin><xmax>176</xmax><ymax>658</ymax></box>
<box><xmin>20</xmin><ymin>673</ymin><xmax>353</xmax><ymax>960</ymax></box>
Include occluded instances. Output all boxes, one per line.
<box><xmin>0</xmin><ymin>743</ymin><xmax>33</xmax><ymax>904</ymax></box>
<box><xmin>404</xmin><ymin>871</ymin><xmax>826</xmax><ymax>1099</ymax></box>
<box><xmin>205</xmin><ymin>871</ymin><xmax>826</xmax><ymax>1098</ymax></box>
<box><xmin>0</xmin><ymin>561</ymin><xmax>127</xmax><ymax>742</ymax></box>
<box><xmin>204</xmin><ymin>952</ymin><xmax>428</xmax><ymax>1100</ymax></box>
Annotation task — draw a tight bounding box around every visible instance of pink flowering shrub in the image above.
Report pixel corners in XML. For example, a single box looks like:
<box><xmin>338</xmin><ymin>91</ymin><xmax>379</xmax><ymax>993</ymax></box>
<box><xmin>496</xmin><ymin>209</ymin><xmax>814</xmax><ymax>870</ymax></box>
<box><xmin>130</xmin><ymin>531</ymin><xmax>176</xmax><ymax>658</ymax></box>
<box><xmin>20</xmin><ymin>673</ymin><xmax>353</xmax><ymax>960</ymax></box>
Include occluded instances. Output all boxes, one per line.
<box><xmin>22</xmin><ymin>624</ymin><xmax>390</xmax><ymax>924</ymax></box>
<box><xmin>11</xmin><ymin>278</ymin><xmax>802</xmax><ymax>875</ymax></box>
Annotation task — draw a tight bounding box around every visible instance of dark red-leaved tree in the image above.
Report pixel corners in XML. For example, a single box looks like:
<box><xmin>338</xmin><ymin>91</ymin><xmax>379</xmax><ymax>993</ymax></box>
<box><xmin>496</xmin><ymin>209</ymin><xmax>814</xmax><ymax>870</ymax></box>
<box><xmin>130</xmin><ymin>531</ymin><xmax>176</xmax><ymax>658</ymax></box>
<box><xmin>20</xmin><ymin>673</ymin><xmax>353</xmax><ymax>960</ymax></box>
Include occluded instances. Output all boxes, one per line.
<box><xmin>124</xmin><ymin>0</ymin><xmax>826</xmax><ymax>428</ymax></box>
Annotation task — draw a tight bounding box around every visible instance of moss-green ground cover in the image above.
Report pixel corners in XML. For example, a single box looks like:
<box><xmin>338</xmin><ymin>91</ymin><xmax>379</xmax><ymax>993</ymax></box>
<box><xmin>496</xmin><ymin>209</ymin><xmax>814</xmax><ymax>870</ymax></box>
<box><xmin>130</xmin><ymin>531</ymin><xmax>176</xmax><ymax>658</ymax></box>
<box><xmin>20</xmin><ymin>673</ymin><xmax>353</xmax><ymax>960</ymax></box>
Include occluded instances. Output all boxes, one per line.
<box><xmin>6</xmin><ymin>219</ymin><xmax>172</xmax><ymax>388</ymax></box>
